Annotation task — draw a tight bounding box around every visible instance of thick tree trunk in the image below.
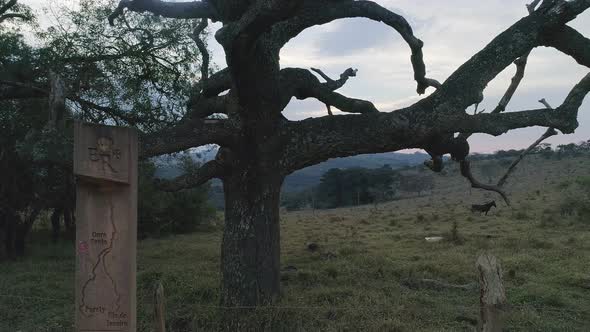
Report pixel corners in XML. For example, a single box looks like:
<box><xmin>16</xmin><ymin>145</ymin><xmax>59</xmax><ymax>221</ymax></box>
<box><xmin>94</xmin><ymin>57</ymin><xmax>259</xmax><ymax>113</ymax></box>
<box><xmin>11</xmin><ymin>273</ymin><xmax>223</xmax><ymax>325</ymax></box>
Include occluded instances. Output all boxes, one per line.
<box><xmin>220</xmin><ymin>169</ymin><xmax>284</xmax><ymax>308</ymax></box>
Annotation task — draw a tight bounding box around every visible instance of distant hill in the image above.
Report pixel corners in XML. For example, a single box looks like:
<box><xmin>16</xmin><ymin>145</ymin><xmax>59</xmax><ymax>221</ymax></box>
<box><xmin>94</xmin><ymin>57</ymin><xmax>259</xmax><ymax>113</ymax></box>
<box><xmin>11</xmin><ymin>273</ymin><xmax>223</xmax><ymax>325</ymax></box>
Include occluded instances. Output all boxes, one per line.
<box><xmin>154</xmin><ymin>150</ymin><xmax>431</xmax><ymax>208</ymax></box>
<box><xmin>282</xmin><ymin>152</ymin><xmax>430</xmax><ymax>192</ymax></box>
<box><xmin>155</xmin><ymin>150</ymin><xmax>430</xmax><ymax>191</ymax></box>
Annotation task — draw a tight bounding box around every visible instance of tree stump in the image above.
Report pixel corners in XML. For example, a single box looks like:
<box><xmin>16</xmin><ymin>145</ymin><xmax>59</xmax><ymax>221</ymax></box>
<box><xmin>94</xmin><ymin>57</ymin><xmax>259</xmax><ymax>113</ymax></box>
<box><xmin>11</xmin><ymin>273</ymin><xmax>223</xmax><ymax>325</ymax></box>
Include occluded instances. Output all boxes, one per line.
<box><xmin>476</xmin><ymin>254</ymin><xmax>507</xmax><ymax>332</ymax></box>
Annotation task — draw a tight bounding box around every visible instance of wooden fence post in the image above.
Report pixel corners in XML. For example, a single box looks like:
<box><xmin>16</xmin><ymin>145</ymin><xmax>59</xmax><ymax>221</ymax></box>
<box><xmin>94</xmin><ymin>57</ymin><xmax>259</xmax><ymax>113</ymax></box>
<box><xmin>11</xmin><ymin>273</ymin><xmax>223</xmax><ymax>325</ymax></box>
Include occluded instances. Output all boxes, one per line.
<box><xmin>476</xmin><ymin>254</ymin><xmax>507</xmax><ymax>332</ymax></box>
<box><xmin>154</xmin><ymin>281</ymin><xmax>166</xmax><ymax>332</ymax></box>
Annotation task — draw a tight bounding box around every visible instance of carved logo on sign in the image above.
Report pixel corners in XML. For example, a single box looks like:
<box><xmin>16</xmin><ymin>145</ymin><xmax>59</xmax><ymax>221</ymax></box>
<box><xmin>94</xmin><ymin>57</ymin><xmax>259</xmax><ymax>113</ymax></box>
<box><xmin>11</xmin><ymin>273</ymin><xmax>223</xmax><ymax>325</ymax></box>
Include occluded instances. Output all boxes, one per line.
<box><xmin>74</xmin><ymin>122</ymin><xmax>134</xmax><ymax>185</ymax></box>
<box><xmin>88</xmin><ymin>137</ymin><xmax>122</xmax><ymax>173</ymax></box>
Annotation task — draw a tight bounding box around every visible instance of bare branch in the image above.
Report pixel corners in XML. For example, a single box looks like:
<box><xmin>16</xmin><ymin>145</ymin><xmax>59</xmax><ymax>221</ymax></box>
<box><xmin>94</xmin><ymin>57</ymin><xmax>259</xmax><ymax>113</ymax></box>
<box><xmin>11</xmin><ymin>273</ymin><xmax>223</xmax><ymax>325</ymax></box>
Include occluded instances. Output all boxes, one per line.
<box><xmin>280</xmin><ymin>67</ymin><xmax>378</xmax><ymax>114</ymax></box>
<box><xmin>492</xmin><ymin>55</ymin><xmax>530</xmax><ymax>114</ymax></box>
<box><xmin>496</xmin><ymin>127</ymin><xmax>557</xmax><ymax>187</ymax></box>
<box><xmin>310</xmin><ymin>67</ymin><xmax>357</xmax><ymax>91</ymax></box>
<box><xmin>526</xmin><ymin>0</ymin><xmax>543</xmax><ymax>13</ymax></box>
<box><xmin>191</xmin><ymin>19</ymin><xmax>210</xmax><ymax>81</ymax></box>
<box><xmin>154</xmin><ymin>160</ymin><xmax>224</xmax><ymax>191</ymax></box>
<box><xmin>544</xmin><ymin>25</ymin><xmax>590</xmax><ymax>68</ymax></box>
<box><xmin>109</xmin><ymin>0</ymin><xmax>219</xmax><ymax>26</ymax></box>
<box><xmin>538</xmin><ymin>98</ymin><xmax>553</xmax><ymax>109</ymax></box>
<box><xmin>556</xmin><ymin>72</ymin><xmax>590</xmax><ymax>117</ymax></box>
<box><xmin>435</xmin><ymin>1</ymin><xmax>590</xmax><ymax>111</ymax></box>
<box><xmin>0</xmin><ymin>13</ymin><xmax>27</xmax><ymax>23</ymax></box>
<box><xmin>460</xmin><ymin>160</ymin><xmax>510</xmax><ymax>205</ymax></box>
<box><xmin>470</xmin><ymin>74</ymin><xmax>590</xmax><ymax>201</ymax></box>
<box><xmin>70</xmin><ymin>96</ymin><xmax>143</xmax><ymax>125</ymax></box>
<box><xmin>490</xmin><ymin>97</ymin><xmax>556</xmax><ymax>190</ymax></box>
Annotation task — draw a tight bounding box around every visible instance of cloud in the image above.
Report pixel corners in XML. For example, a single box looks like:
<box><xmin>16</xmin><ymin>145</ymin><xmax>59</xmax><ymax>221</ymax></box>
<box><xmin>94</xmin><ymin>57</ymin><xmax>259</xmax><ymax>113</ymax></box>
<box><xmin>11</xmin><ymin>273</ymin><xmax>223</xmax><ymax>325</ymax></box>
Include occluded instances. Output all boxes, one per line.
<box><xmin>313</xmin><ymin>19</ymin><xmax>398</xmax><ymax>56</ymax></box>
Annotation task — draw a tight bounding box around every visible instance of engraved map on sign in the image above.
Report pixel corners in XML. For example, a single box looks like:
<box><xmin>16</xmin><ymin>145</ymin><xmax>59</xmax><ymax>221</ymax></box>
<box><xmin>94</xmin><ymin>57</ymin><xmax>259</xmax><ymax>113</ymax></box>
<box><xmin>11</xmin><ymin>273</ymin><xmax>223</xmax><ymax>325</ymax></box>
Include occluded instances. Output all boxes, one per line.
<box><xmin>78</xmin><ymin>201</ymin><xmax>129</xmax><ymax>330</ymax></box>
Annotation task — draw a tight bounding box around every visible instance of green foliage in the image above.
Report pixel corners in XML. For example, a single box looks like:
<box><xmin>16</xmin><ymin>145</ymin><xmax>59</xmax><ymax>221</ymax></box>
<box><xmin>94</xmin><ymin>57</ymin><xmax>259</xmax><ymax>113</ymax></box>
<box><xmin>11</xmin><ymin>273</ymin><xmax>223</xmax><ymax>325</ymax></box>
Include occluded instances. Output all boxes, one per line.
<box><xmin>37</xmin><ymin>0</ymin><xmax>206</xmax><ymax>130</ymax></box>
<box><xmin>138</xmin><ymin>159</ymin><xmax>215</xmax><ymax>238</ymax></box>
<box><xmin>316</xmin><ymin>165</ymin><xmax>398</xmax><ymax>208</ymax></box>
<box><xmin>0</xmin><ymin>0</ymin><xmax>211</xmax><ymax>255</ymax></box>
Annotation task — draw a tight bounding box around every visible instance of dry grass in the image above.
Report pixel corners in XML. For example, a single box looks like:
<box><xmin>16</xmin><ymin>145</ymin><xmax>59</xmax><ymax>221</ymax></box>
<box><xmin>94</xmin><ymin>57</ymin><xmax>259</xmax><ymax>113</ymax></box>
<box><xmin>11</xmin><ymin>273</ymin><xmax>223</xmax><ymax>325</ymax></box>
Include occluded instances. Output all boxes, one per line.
<box><xmin>1</xmin><ymin>155</ymin><xmax>590</xmax><ymax>331</ymax></box>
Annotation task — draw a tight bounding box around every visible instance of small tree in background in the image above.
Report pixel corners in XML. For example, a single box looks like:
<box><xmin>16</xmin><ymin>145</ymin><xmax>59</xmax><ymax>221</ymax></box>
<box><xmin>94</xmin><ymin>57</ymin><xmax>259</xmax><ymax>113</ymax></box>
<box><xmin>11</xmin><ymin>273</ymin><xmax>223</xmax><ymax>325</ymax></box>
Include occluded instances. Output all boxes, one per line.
<box><xmin>139</xmin><ymin>157</ymin><xmax>214</xmax><ymax>238</ymax></box>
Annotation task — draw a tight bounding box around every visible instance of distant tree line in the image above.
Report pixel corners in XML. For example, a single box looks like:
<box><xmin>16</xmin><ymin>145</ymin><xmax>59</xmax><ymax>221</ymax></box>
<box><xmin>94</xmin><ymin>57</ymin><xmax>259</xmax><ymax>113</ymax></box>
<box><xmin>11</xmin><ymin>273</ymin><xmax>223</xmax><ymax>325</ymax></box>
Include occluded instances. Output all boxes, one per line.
<box><xmin>471</xmin><ymin>140</ymin><xmax>590</xmax><ymax>160</ymax></box>
<box><xmin>282</xmin><ymin>165</ymin><xmax>435</xmax><ymax>210</ymax></box>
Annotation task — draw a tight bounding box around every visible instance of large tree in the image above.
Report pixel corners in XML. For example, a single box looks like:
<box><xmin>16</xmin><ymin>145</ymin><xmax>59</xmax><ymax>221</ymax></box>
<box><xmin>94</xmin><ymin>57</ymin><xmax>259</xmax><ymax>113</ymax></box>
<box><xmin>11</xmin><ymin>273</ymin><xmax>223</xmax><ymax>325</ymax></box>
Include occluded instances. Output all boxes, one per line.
<box><xmin>3</xmin><ymin>0</ymin><xmax>590</xmax><ymax>309</ymax></box>
<box><xmin>103</xmin><ymin>0</ymin><xmax>590</xmax><ymax>307</ymax></box>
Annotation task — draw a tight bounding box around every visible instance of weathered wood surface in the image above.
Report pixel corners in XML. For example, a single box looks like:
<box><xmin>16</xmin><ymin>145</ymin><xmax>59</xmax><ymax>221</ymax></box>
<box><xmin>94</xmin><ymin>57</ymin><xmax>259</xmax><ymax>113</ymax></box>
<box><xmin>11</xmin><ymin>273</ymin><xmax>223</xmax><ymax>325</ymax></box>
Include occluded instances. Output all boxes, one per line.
<box><xmin>154</xmin><ymin>281</ymin><xmax>166</xmax><ymax>332</ymax></box>
<box><xmin>477</xmin><ymin>254</ymin><xmax>507</xmax><ymax>332</ymax></box>
<box><xmin>74</xmin><ymin>122</ymin><xmax>138</xmax><ymax>332</ymax></box>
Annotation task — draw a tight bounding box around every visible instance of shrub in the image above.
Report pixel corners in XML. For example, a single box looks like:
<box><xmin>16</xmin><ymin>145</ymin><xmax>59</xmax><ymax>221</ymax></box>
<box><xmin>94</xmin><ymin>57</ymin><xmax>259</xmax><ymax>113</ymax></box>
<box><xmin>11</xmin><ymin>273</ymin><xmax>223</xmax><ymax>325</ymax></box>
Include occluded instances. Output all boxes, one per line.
<box><xmin>512</xmin><ymin>210</ymin><xmax>530</xmax><ymax>220</ymax></box>
<box><xmin>447</xmin><ymin>221</ymin><xmax>464</xmax><ymax>245</ymax></box>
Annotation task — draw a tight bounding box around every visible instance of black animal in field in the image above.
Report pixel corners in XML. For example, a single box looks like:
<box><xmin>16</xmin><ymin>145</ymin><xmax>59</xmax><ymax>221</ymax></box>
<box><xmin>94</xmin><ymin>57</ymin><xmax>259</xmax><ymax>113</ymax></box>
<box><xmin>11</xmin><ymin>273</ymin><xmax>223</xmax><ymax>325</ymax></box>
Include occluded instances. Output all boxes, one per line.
<box><xmin>471</xmin><ymin>201</ymin><xmax>497</xmax><ymax>215</ymax></box>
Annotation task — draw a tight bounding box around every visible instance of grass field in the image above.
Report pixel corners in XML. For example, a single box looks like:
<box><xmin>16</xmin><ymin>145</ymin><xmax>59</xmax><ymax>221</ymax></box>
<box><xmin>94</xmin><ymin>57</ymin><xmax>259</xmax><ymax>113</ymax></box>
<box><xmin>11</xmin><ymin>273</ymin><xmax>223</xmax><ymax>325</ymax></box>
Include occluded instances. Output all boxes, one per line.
<box><xmin>1</xmin><ymin>155</ymin><xmax>590</xmax><ymax>331</ymax></box>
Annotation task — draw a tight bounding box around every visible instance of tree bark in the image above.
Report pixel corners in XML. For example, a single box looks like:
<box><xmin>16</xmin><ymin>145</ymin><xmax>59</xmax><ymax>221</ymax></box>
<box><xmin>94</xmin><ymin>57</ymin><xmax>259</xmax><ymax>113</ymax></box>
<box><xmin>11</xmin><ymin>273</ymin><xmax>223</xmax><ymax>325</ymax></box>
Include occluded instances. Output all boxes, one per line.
<box><xmin>221</xmin><ymin>168</ymin><xmax>284</xmax><ymax>309</ymax></box>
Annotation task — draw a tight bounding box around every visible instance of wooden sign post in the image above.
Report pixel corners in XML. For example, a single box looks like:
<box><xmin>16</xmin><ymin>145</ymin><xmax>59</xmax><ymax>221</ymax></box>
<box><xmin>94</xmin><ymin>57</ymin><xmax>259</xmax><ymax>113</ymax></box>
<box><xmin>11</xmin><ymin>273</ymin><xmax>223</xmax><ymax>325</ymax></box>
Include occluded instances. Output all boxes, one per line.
<box><xmin>74</xmin><ymin>122</ymin><xmax>138</xmax><ymax>332</ymax></box>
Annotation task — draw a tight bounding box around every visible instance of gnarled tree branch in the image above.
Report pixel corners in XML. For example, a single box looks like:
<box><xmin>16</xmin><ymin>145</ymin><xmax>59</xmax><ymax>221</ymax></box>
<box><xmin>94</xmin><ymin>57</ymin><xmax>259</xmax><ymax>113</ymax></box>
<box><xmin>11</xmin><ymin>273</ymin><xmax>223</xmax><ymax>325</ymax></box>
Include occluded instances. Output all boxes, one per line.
<box><xmin>109</xmin><ymin>0</ymin><xmax>219</xmax><ymax>26</ymax></box>
<box><xmin>280</xmin><ymin>67</ymin><xmax>377</xmax><ymax>114</ymax></box>
<box><xmin>0</xmin><ymin>12</ymin><xmax>26</xmax><ymax>23</ymax></box>
<box><xmin>434</xmin><ymin>0</ymin><xmax>590</xmax><ymax>112</ymax></box>
<box><xmin>271</xmin><ymin>0</ymin><xmax>440</xmax><ymax>94</ymax></box>
<box><xmin>191</xmin><ymin>18</ymin><xmax>210</xmax><ymax>81</ymax></box>
<box><xmin>140</xmin><ymin>118</ymin><xmax>236</xmax><ymax>158</ymax></box>
<box><xmin>496</xmin><ymin>127</ymin><xmax>557</xmax><ymax>187</ymax></box>
<box><xmin>282</xmin><ymin>71</ymin><xmax>589</xmax><ymax>174</ymax></box>
<box><xmin>154</xmin><ymin>160</ymin><xmax>224</xmax><ymax>191</ymax></box>
<box><xmin>186</xmin><ymin>94</ymin><xmax>229</xmax><ymax>119</ymax></box>
<box><xmin>543</xmin><ymin>25</ymin><xmax>590</xmax><ymax>68</ymax></box>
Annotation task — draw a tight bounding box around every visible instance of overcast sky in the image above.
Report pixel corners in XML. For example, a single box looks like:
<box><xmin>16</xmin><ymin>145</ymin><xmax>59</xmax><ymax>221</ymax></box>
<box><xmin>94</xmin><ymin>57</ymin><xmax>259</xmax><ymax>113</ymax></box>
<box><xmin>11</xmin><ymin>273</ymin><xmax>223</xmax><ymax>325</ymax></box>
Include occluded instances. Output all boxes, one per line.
<box><xmin>21</xmin><ymin>0</ymin><xmax>590</xmax><ymax>153</ymax></box>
